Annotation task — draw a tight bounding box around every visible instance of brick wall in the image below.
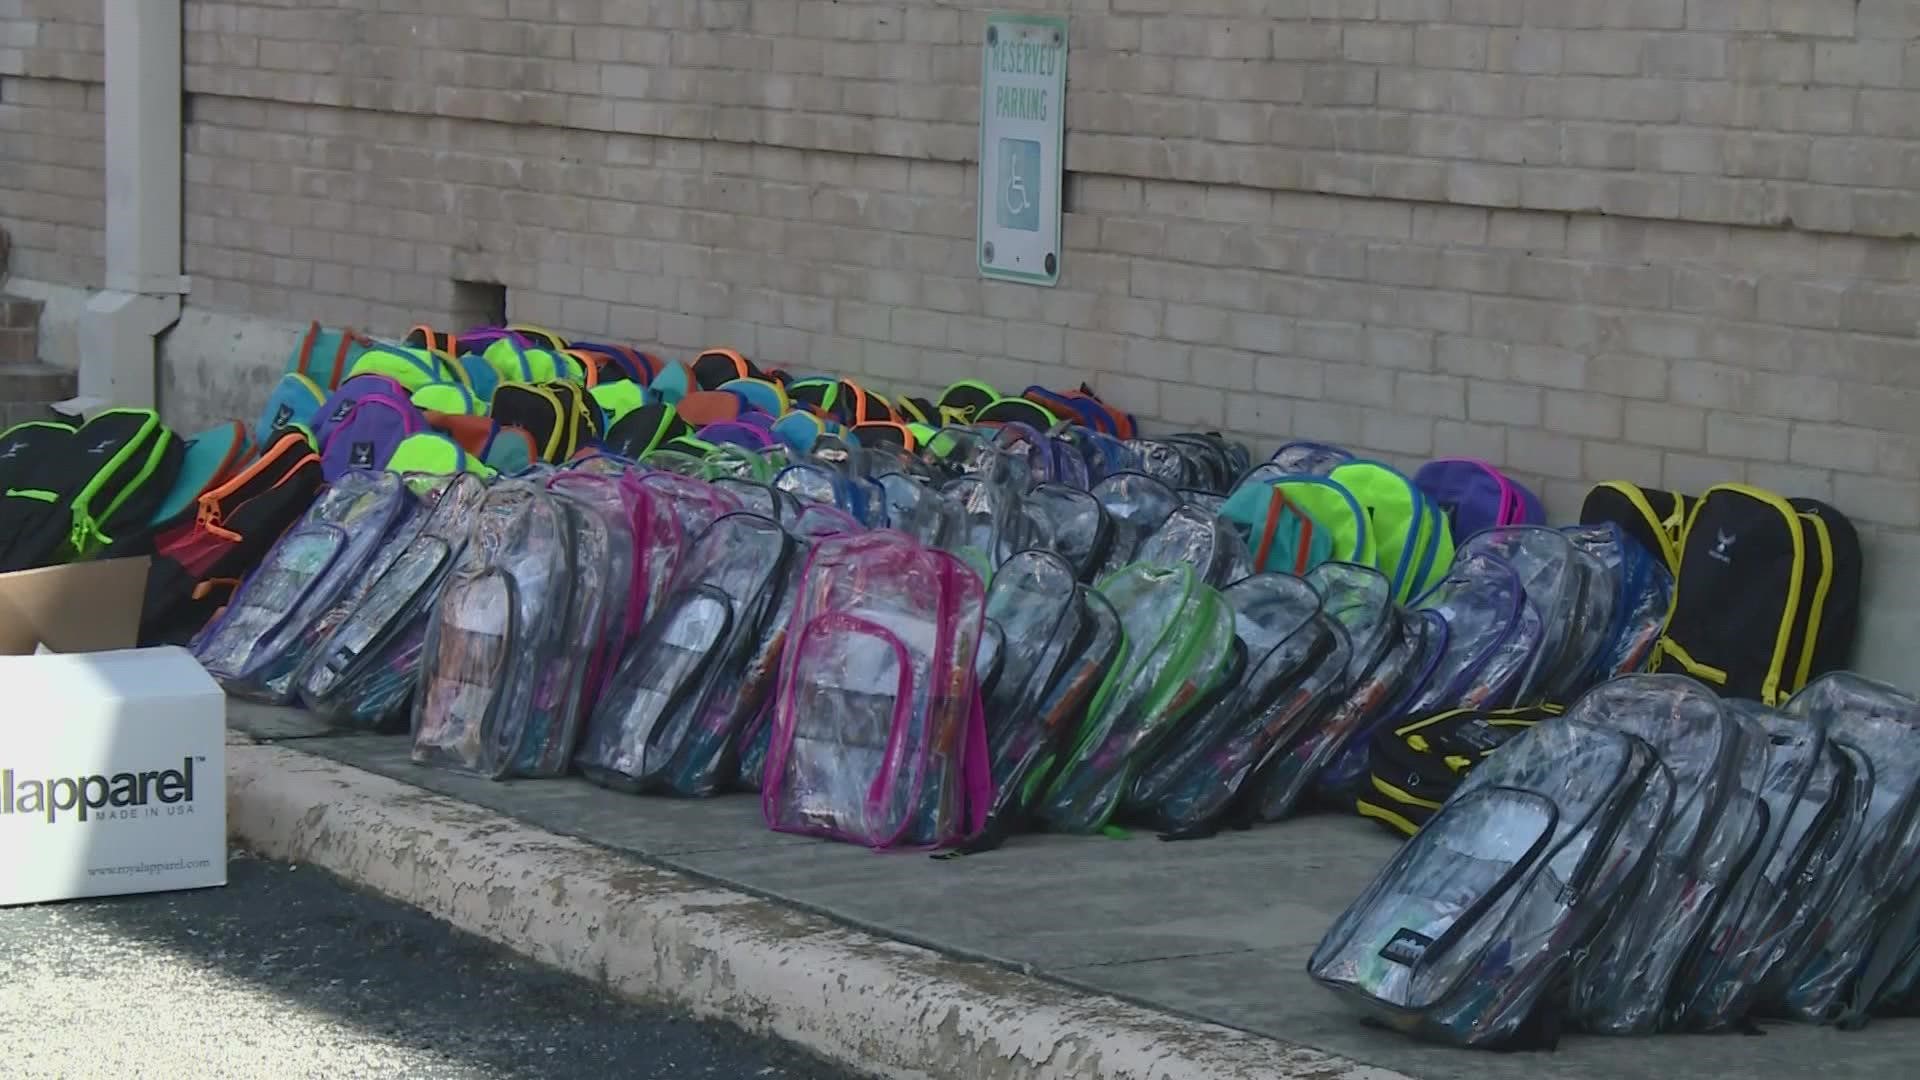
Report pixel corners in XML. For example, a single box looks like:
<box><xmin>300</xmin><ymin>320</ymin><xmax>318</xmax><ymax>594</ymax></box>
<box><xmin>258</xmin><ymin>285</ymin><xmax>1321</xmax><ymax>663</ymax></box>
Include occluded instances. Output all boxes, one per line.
<box><xmin>0</xmin><ymin>1</ymin><xmax>106</xmax><ymax>287</ymax></box>
<box><xmin>3</xmin><ymin>1</ymin><xmax>1918</xmax><ymax>665</ymax></box>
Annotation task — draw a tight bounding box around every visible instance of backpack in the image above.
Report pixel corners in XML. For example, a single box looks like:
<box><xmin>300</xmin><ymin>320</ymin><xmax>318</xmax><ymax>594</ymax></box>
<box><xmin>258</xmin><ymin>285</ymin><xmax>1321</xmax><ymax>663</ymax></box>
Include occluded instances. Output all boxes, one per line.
<box><xmin>873</xmin><ymin>473</ymin><xmax>963</xmax><ymax>550</ymax></box>
<box><xmin>576</xmin><ymin>512</ymin><xmax>795</xmax><ymax>796</ymax></box>
<box><xmin>1452</xmin><ymin>525</ymin><xmax>1596</xmax><ymax>706</ymax></box>
<box><xmin>936</xmin><ymin>379</ymin><xmax>1000</xmax><ymax>422</ymax></box>
<box><xmin>345</xmin><ymin>343</ymin><xmax>460</xmax><ymax>393</ymax></box>
<box><xmin>1088</xmin><ymin>471</ymin><xmax>1181</xmax><ymax>581</ymax></box>
<box><xmin>1355</xmin><ymin>702</ymin><xmax>1564</xmax><ymax>838</ymax></box>
<box><xmin>491</xmin><ymin>381</ymin><xmax>599</xmax><ymax>462</ymax></box>
<box><xmin>1790</xmin><ymin>496</ymin><xmax>1863</xmax><ymax>677</ymax></box>
<box><xmin>1008</xmin><ymin>483</ymin><xmax>1112</xmax><ymax>581</ymax></box>
<box><xmin>481</xmin><ymin>337</ymin><xmax>585</xmax><ymax>386</ymax></box>
<box><xmin>285</xmin><ymin>321</ymin><xmax>370</xmax><ymax>391</ymax></box>
<box><xmin>190</xmin><ymin>469</ymin><xmax>415</xmax><ymax>700</ymax></box>
<box><xmin>411</xmin><ymin>381</ymin><xmax>483</xmax><ymax>417</ymax></box>
<box><xmin>1330</xmin><ymin>460</ymin><xmax>1452</xmax><ymax>603</ymax></box>
<box><xmin>958</xmin><ymin>552</ymin><xmax>1100</xmax><ymax>849</ymax></box>
<box><xmin>1133</xmin><ymin>502</ymin><xmax>1254</xmax><ymax>587</ymax></box>
<box><xmin>732</xmin><ymin>540</ymin><xmax>817</xmax><ymax>793</ymax></box>
<box><xmin>150</xmin><ymin>421</ymin><xmax>256</xmax><ymax>529</ymax></box>
<box><xmin>1580</xmin><ymin>480</ymin><xmax>1691</xmax><ymax>576</ymax></box>
<box><xmin>1569</xmin><ymin>676</ymin><xmax>1769</xmax><ymax>1035</ymax></box>
<box><xmin>1402</xmin><ymin>550</ymin><xmax>1536</xmax><ymax>715</ymax></box>
<box><xmin>1035</xmin><ymin>562</ymin><xmax>1240</xmax><ymax>834</ymax></box>
<box><xmin>1413</xmin><ymin>458</ymin><xmax>1547</xmax><ymax>544</ymax></box>
<box><xmin>256</xmin><ymin>371</ymin><xmax>328</xmax><ymax>447</ymax></box>
<box><xmin>761</xmin><ymin>532</ymin><xmax>992</xmax><ymax>849</ymax></box>
<box><xmin>1562</xmin><ymin>522</ymin><xmax>1672</xmax><ymax>683</ymax></box>
<box><xmin>605</xmin><ymin>402</ymin><xmax>693</xmax><ymax>460</ymax></box>
<box><xmin>297</xmin><ymin>473</ymin><xmax>491</xmax><ymax>727</ymax></box>
<box><xmin>0</xmin><ymin>408</ymin><xmax>183</xmax><ymax>571</ymax></box>
<box><xmin>1249</xmin><ymin>564</ymin><xmax>1423</xmax><ymax>822</ymax></box>
<box><xmin>1127</xmin><ymin>574</ymin><xmax>1348</xmax><ymax>839</ymax></box>
<box><xmin>1673</xmin><ymin>701</ymin><xmax>1851</xmax><ymax>1031</ymax></box>
<box><xmin>1655</xmin><ymin>483</ymin><xmax>1836</xmax><ymax>705</ymax></box>
<box><xmin>1309</xmin><ymin>713</ymin><xmax>1671</xmax><ymax>1048</ymax></box>
<box><xmin>1270</xmin><ymin>440</ymin><xmax>1353</xmax><ymax>476</ymax></box>
<box><xmin>1767</xmin><ymin>673</ymin><xmax>1920</xmax><ymax>1025</ymax></box>
<box><xmin>976</xmin><ymin>396</ymin><xmax>1060</xmax><ymax>433</ymax></box>
<box><xmin>690</xmin><ymin>348</ymin><xmax>761</xmax><ymax>390</ymax></box>
<box><xmin>1221</xmin><ymin>478</ymin><xmax>1336</xmax><ymax>577</ymax></box>
<box><xmin>319</xmin><ymin>381</ymin><xmax>427</xmax><ymax>482</ymax></box>
<box><xmin>138</xmin><ymin>431</ymin><xmax>324</xmax><ymax>644</ymax></box>
<box><xmin>411</xmin><ymin>481</ymin><xmax>583</xmax><ymax>778</ymax></box>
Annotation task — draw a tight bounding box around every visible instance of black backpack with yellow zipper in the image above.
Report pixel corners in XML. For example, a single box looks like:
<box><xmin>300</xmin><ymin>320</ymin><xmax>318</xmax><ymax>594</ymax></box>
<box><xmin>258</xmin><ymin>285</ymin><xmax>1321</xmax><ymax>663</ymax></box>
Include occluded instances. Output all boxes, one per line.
<box><xmin>1655</xmin><ymin>484</ymin><xmax>1855</xmax><ymax>705</ymax></box>
<box><xmin>1358</xmin><ymin>703</ymin><xmax>1564</xmax><ymax>837</ymax></box>
<box><xmin>1580</xmin><ymin>481</ymin><xmax>1691</xmax><ymax>577</ymax></box>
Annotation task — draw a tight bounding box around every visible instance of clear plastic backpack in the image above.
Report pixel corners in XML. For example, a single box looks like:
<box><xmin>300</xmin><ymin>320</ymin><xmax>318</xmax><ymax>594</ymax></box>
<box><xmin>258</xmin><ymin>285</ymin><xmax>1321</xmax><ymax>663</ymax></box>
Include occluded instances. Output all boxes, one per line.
<box><xmin>410</xmin><ymin>480</ymin><xmax>579</xmax><ymax>778</ymax></box>
<box><xmin>1127</xmin><ymin>573</ymin><xmax>1349</xmax><ymax>838</ymax></box>
<box><xmin>1309</xmin><ymin>715</ymin><xmax>1673</xmax><ymax>1048</ymax></box>
<box><xmin>1451</xmin><ymin>526</ymin><xmax>1589</xmax><ymax>705</ymax></box>
<box><xmin>1570</xmin><ymin>675</ymin><xmax>1769</xmax><ymax>1034</ymax></box>
<box><xmin>575</xmin><ymin>512</ymin><xmax>796</xmax><ymax>796</ymax></box>
<box><xmin>298</xmin><ymin>473</ymin><xmax>490</xmax><ymax>727</ymax></box>
<box><xmin>1089</xmin><ymin>471</ymin><xmax>1181</xmax><ymax>581</ymax></box>
<box><xmin>1673</xmin><ymin>702</ymin><xmax>1852</xmax><ymax>1031</ymax></box>
<box><xmin>1006</xmin><ymin>482</ymin><xmax>1112</xmax><ymax>580</ymax></box>
<box><xmin>1133</xmin><ymin>502</ymin><xmax>1255</xmax><ymax>587</ymax></box>
<box><xmin>194</xmin><ymin>469</ymin><xmax>415</xmax><ymax>702</ymax></box>
<box><xmin>761</xmin><ymin>532</ymin><xmax>990</xmax><ymax>849</ymax></box>
<box><xmin>1767</xmin><ymin>673</ymin><xmax>1920</xmax><ymax>1025</ymax></box>
<box><xmin>1034</xmin><ymin>562</ymin><xmax>1239</xmax><ymax>834</ymax></box>
<box><xmin>1404</xmin><ymin>551</ymin><xmax>1533</xmax><ymax>715</ymax></box>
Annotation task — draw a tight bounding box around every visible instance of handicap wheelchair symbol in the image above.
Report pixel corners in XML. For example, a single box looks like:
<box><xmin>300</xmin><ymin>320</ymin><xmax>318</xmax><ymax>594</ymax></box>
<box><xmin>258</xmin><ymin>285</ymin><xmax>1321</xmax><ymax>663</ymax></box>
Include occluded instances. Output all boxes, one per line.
<box><xmin>996</xmin><ymin>138</ymin><xmax>1041</xmax><ymax>233</ymax></box>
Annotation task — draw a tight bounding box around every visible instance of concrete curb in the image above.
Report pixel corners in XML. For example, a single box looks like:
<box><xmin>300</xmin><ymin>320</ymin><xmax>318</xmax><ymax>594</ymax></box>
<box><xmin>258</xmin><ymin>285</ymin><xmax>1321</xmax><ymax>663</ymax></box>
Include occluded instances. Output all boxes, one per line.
<box><xmin>226</xmin><ymin>736</ymin><xmax>1414</xmax><ymax>1080</ymax></box>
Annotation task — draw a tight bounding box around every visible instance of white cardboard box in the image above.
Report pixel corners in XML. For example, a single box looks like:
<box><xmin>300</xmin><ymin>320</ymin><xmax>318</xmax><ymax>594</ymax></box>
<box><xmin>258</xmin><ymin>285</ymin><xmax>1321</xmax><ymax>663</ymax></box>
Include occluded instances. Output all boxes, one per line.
<box><xmin>1</xmin><ymin>646</ymin><xmax>227</xmax><ymax>905</ymax></box>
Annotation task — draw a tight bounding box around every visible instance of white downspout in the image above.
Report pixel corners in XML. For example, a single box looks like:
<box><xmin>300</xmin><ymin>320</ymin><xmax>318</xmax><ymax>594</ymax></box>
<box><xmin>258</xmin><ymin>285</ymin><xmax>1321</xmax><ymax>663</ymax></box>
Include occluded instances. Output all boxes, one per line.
<box><xmin>64</xmin><ymin>0</ymin><xmax>189</xmax><ymax>417</ymax></box>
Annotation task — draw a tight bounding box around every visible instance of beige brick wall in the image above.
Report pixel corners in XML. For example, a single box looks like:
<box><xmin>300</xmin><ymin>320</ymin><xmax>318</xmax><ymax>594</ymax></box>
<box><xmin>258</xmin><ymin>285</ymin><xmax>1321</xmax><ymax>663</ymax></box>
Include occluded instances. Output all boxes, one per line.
<box><xmin>0</xmin><ymin>1</ymin><xmax>106</xmax><ymax>286</ymax></box>
<box><xmin>3</xmin><ymin>0</ymin><xmax>1918</xmax><ymax>670</ymax></box>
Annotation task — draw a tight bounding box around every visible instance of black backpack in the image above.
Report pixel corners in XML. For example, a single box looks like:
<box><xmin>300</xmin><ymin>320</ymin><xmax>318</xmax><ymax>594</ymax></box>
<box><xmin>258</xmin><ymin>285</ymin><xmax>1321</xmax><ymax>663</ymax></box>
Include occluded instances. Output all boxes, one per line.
<box><xmin>0</xmin><ymin>408</ymin><xmax>182</xmax><ymax>572</ymax></box>
<box><xmin>1357</xmin><ymin>703</ymin><xmax>1565</xmax><ymax>837</ymax></box>
<box><xmin>1656</xmin><ymin>484</ymin><xmax>1845</xmax><ymax>705</ymax></box>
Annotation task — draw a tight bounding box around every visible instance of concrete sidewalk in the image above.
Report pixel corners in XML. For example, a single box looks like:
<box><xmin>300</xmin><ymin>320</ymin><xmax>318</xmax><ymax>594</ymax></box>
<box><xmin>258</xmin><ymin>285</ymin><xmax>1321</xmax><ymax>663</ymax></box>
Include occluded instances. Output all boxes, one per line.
<box><xmin>227</xmin><ymin>702</ymin><xmax>1920</xmax><ymax>1080</ymax></box>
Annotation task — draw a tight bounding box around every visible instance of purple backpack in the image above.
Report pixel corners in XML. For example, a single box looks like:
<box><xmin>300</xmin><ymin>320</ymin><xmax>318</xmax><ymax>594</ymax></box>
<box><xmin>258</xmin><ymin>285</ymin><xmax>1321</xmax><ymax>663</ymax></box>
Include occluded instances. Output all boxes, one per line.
<box><xmin>699</xmin><ymin>421</ymin><xmax>777</xmax><ymax>450</ymax></box>
<box><xmin>312</xmin><ymin>374</ymin><xmax>411</xmax><ymax>445</ymax></box>
<box><xmin>319</xmin><ymin>381</ymin><xmax>425</xmax><ymax>482</ymax></box>
<box><xmin>1414</xmin><ymin>458</ymin><xmax>1546</xmax><ymax>543</ymax></box>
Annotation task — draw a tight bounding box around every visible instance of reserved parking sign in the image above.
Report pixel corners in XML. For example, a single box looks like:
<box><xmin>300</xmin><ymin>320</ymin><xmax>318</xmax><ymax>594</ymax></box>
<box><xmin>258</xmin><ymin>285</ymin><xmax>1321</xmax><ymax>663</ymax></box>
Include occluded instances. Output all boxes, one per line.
<box><xmin>978</xmin><ymin>13</ymin><xmax>1067</xmax><ymax>287</ymax></box>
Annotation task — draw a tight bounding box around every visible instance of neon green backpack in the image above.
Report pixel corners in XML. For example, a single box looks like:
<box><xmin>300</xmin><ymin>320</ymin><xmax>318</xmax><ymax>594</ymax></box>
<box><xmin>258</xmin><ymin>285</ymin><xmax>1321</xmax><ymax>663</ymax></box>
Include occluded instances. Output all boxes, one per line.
<box><xmin>346</xmin><ymin>343</ymin><xmax>460</xmax><ymax>392</ymax></box>
<box><xmin>483</xmin><ymin>337</ymin><xmax>586</xmax><ymax>385</ymax></box>
<box><xmin>1328</xmin><ymin>460</ymin><xmax>1454</xmax><ymax>602</ymax></box>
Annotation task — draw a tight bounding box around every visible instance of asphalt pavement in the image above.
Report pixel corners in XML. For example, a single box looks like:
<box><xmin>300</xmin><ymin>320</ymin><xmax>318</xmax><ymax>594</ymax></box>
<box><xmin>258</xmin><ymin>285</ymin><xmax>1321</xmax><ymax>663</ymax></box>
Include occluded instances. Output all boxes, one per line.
<box><xmin>0</xmin><ymin>853</ymin><xmax>858</xmax><ymax>1079</ymax></box>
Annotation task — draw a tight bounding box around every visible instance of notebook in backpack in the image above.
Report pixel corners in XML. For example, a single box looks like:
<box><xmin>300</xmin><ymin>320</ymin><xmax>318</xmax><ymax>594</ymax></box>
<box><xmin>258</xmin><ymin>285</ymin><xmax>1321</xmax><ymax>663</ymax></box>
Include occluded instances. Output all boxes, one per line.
<box><xmin>762</xmin><ymin>532</ymin><xmax>990</xmax><ymax>849</ymax></box>
<box><xmin>1036</xmin><ymin>562</ymin><xmax>1239</xmax><ymax>834</ymax></box>
<box><xmin>298</xmin><ymin>473</ymin><xmax>490</xmax><ymax>727</ymax></box>
<box><xmin>138</xmin><ymin>432</ymin><xmax>325</xmax><ymax>644</ymax></box>
<box><xmin>1413</xmin><ymin>459</ymin><xmax>1546</xmax><ymax>544</ymax></box>
<box><xmin>1769</xmin><ymin>673</ymin><xmax>1920</xmax><ymax>1024</ymax></box>
<box><xmin>1309</xmin><ymin>715</ymin><xmax>1673</xmax><ymax>1048</ymax></box>
<box><xmin>1356</xmin><ymin>703</ymin><xmax>1562</xmax><ymax>838</ymax></box>
<box><xmin>192</xmin><ymin>469</ymin><xmax>413</xmax><ymax>701</ymax></box>
<box><xmin>1133</xmin><ymin>502</ymin><xmax>1254</xmax><ymax>587</ymax></box>
<box><xmin>1127</xmin><ymin>574</ymin><xmax>1348</xmax><ymax>838</ymax></box>
<box><xmin>411</xmin><ymin>481</ymin><xmax>578</xmax><ymax>777</ymax></box>
<box><xmin>1655</xmin><ymin>484</ymin><xmax>1830</xmax><ymax>705</ymax></box>
<box><xmin>1570</xmin><ymin>675</ymin><xmax>1769</xmax><ymax>1035</ymax></box>
<box><xmin>576</xmin><ymin>512</ymin><xmax>793</xmax><ymax>796</ymax></box>
<box><xmin>1673</xmin><ymin>702</ymin><xmax>1852</xmax><ymax>1031</ymax></box>
<box><xmin>0</xmin><ymin>408</ymin><xmax>182</xmax><ymax>569</ymax></box>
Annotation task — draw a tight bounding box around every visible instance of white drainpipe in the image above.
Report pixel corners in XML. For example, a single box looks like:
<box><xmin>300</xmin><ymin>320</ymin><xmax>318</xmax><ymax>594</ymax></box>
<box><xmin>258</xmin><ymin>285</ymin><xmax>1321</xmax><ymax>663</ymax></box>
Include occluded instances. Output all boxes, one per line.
<box><xmin>64</xmin><ymin>0</ymin><xmax>189</xmax><ymax>417</ymax></box>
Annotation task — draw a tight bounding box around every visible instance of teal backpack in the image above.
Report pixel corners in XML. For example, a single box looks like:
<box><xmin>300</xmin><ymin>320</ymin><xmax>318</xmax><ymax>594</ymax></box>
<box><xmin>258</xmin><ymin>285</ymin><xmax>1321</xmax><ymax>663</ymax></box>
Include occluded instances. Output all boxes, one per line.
<box><xmin>1220</xmin><ymin>477</ymin><xmax>1337</xmax><ymax>576</ymax></box>
<box><xmin>286</xmin><ymin>322</ymin><xmax>370</xmax><ymax>391</ymax></box>
<box><xmin>255</xmin><ymin>371</ymin><xmax>328</xmax><ymax>447</ymax></box>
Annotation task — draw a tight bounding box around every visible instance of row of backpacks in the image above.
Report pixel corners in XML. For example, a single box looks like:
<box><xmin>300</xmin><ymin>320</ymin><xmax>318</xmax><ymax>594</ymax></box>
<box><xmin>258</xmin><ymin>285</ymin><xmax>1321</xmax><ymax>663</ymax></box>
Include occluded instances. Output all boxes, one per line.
<box><xmin>1314</xmin><ymin>672</ymin><xmax>1920</xmax><ymax>1044</ymax></box>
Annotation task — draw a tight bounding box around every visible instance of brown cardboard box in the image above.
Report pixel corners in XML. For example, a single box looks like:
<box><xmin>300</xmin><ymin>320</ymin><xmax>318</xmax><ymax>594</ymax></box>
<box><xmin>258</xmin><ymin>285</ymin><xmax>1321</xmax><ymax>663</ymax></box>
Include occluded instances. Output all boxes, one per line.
<box><xmin>0</xmin><ymin>557</ymin><xmax>149</xmax><ymax>655</ymax></box>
